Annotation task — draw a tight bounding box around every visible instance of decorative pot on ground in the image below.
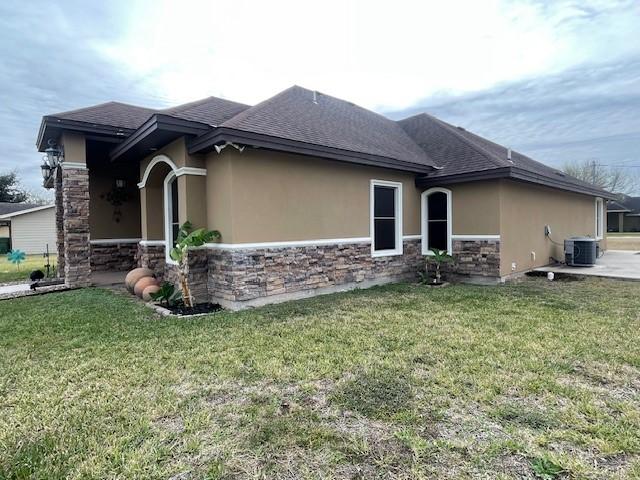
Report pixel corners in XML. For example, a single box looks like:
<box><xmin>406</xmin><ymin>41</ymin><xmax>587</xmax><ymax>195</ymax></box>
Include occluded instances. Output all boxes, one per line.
<box><xmin>134</xmin><ymin>276</ymin><xmax>158</xmax><ymax>298</ymax></box>
<box><xmin>125</xmin><ymin>268</ymin><xmax>154</xmax><ymax>293</ymax></box>
<box><xmin>142</xmin><ymin>284</ymin><xmax>161</xmax><ymax>301</ymax></box>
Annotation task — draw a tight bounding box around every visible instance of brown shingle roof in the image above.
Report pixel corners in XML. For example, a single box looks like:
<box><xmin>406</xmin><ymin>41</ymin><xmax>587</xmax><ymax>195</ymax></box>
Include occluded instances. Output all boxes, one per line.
<box><xmin>221</xmin><ymin>86</ymin><xmax>437</xmax><ymax>169</ymax></box>
<box><xmin>162</xmin><ymin>97</ymin><xmax>249</xmax><ymax>126</ymax></box>
<box><xmin>47</xmin><ymin>97</ymin><xmax>250</xmax><ymax>130</ymax></box>
<box><xmin>398</xmin><ymin>113</ymin><xmax>610</xmax><ymax>197</ymax></box>
<box><xmin>48</xmin><ymin>101</ymin><xmax>157</xmax><ymax>130</ymax></box>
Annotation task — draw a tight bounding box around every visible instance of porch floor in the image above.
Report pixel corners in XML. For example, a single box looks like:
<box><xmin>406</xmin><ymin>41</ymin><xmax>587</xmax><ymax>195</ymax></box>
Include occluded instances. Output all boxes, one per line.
<box><xmin>91</xmin><ymin>270</ymin><xmax>127</xmax><ymax>288</ymax></box>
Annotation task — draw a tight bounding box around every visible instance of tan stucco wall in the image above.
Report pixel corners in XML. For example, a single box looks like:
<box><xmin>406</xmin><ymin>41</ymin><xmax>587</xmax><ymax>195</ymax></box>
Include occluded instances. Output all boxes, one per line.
<box><xmin>138</xmin><ymin>137</ymin><xmax>207</xmax><ymax>240</ymax></box>
<box><xmin>61</xmin><ymin>132</ymin><xmax>86</xmax><ymax>164</ymax></box>
<box><xmin>448</xmin><ymin>181</ymin><xmax>501</xmax><ymax>235</ymax></box>
<box><xmin>205</xmin><ymin>149</ymin><xmax>422</xmax><ymax>243</ymax></box>
<box><xmin>499</xmin><ymin>180</ymin><xmax>602</xmax><ymax>276</ymax></box>
<box><xmin>139</xmin><ymin>137</ymin><xmax>205</xmax><ymax>174</ymax></box>
<box><xmin>89</xmin><ymin>166</ymin><xmax>141</xmax><ymax>239</ymax></box>
<box><xmin>205</xmin><ymin>153</ymin><xmax>234</xmax><ymax>242</ymax></box>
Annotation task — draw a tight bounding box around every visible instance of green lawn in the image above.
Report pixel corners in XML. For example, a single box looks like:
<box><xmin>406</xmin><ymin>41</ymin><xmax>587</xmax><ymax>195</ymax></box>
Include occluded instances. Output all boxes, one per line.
<box><xmin>1</xmin><ymin>279</ymin><xmax>639</xmax><ymax>479</ymax></box>
<box><xmin>0</xmin><ymin>254</ymin><xmax>57</xmax><ymax>283</ymax></box>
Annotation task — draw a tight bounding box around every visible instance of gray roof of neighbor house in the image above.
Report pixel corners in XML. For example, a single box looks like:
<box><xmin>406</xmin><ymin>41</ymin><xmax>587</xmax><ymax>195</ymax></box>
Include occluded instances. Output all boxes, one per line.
<box><xmin>0</xmin><ymin>202</ymin><xmax>44</xmax><ymax>216</ymax></box>
<box><xmin>398</xmin><ymin>113</ymin><xmax>612</xmax><ymax>198</ymax></box>
<box><xmin>610</xmin><ymin>196</ymin><xmax>640</xmax><ymax>213</ymax></box>
<box><xmin>38</xmin><ymin>85</ymin><xmax>613</xmax><ymax>198</ymax></box>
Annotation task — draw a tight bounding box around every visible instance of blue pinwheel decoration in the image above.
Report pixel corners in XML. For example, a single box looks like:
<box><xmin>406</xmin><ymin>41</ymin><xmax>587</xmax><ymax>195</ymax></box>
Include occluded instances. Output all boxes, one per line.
<box><xmin>7</xmin><ymin>249</ymin><xmax>26</xmax><ymax>270</ymax></box>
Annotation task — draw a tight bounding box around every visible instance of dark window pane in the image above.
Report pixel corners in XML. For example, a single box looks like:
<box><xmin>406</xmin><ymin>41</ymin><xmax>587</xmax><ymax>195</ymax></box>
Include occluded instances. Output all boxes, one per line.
<box><xmin>374</xmin><ymin>186</ymin><xmax>395</xmax><ymax>217</ymax></box>
<box><xmin>171</xmin><ymin>179</ymin><xmax>179</xmax><ymax>223</ymax></box>
<box><xmin>172</xmin><ymin>224</ymin><xmax>179</xmax><ymax>245</ymax></box>
<box><xmin>428</xmin><ymin>192</ymin><xmax>447</xmax><ymax>220</ymax></box>
<box><xmin>374</xmin><ymin>219</ymin><xmax>396</xmax><ymax>250</ymax></box>
<box><xmin>428</xmin><ymin>221</ymin><xmax>447</xmax><ymax>250</ymax></box>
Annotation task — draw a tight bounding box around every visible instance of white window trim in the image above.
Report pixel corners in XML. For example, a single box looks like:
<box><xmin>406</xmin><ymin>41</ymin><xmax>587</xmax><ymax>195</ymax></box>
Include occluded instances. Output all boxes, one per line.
<box><xmin>595</xmin><ymin>197</ymin><xmax>604</xmax><ymax>240</ymax></box>
<box><xmin>370</xmin><ymin>179</ymin><xmax>403</xmax><ymax>257</ymax></box>
<box><xmin>164</xmin><ymin>171</ymin><xmax>178</xmax><ymax>265</ymax></box>
<box><xmin>138</xmin><ymin>154</ymin><xmax>207</xmax><ymax>189</ymax></box>
<box><xmin>421</xmin><ymin>187</ymin><xmax>453</xmax><ymax>256</ymax></box>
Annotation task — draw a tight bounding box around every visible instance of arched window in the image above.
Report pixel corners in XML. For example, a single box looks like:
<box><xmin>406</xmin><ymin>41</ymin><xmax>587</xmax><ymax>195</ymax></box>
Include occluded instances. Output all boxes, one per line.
<box><xmin>164</xmin><ymin>173</ymin><xmax>180</xmax><ymax>262</ymax></box>
<box><xmin>421</xmin><ymin>188</ymin><xmax>452</xmax><ymax>255</ymax></box>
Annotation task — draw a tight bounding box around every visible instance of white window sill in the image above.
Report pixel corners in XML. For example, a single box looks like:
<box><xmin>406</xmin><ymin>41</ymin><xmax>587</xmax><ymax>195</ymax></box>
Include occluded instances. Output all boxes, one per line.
<box><xmin>372</xmin><ymin>249</ymin><xmax>403</xmax><ymax>258</ymax></box>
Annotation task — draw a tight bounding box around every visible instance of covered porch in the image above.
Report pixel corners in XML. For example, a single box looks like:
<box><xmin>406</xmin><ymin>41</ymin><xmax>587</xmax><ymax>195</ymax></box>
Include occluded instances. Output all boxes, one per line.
<box><xmin>42</xmin><ymin>128</ymin><xmax>208</xmax><ymax>288</ymax></box>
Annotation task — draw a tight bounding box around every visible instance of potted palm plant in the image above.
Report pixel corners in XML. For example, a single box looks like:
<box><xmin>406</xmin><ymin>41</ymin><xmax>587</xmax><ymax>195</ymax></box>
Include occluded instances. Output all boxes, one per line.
<box><xmin>424</xmin><ymin>248</ymin><xmax>453</xmax><ymax>286</ymax></box>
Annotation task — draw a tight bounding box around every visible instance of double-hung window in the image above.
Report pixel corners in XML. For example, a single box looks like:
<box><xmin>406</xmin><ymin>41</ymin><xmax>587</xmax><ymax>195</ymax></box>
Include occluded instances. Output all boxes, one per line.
<box><xmin>370</xmin><ymin>180</ymin><xmax>403</xmax><ymax>256</ymax></box>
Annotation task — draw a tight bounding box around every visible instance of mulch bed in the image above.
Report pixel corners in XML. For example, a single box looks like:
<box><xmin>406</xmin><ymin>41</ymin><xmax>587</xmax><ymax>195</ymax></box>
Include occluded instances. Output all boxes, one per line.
<box><xmin>151</xmin><ymin>302</ymin><xmax>224</xmax><ymax>317</ymax></box>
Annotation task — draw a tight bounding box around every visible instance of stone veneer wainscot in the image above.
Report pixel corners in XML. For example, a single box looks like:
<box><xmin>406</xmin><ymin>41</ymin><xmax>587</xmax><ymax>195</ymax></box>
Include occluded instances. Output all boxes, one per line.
<box><xmin>135</xmin><ymin>238</ymin><xmax>501</xmax><ymax>309</ymax></box>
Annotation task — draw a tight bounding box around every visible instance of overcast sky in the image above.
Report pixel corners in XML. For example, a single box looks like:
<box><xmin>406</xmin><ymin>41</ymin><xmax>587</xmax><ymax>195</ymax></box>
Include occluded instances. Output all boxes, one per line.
<box><xmin>1</xmin><ymin>0</ymin><xmax>639</xmax><ymax>196</ymax></box>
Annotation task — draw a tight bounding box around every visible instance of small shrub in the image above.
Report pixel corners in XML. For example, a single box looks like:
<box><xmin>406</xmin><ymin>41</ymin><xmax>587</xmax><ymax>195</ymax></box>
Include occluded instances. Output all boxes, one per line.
<box><xmin>332</xmin><ymin>367</ymin><xmax>414</xmax><ymax>419</ymax></box>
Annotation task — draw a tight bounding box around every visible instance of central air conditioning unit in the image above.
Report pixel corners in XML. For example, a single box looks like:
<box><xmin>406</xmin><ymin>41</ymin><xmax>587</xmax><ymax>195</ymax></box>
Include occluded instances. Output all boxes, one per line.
<box><xmin>564</xmin><ymin>237</ymin><xmax>597</xmax><ymax>266</ymax></box>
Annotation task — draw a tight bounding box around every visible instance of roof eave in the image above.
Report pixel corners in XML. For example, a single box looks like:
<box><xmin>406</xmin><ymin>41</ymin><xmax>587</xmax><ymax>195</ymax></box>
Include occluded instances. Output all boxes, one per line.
<box><xmin>37</xmin><ymin>116</ymin><xmax>134</xmax><ymax>151</ymax></box>
<box><xmin>109</xmin><ymin>114</ymin><xmax>212</xmax><ymax>162</ymax></box>
<box><xmin>188</xmin><ymin>127</ymin><xmax>435</xmax><ymax>174</ymax></box>
<box><xmin>416</xmin><ymin>166</ymin><xmax>616</xmax><ymax>199</ymax></box>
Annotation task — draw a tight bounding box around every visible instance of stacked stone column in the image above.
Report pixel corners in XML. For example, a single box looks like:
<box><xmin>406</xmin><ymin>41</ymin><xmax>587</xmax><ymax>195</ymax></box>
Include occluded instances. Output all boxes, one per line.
<box><xmin>61</xmin><ymin>165</ymin><xmax>91</xmax><ymax>287</ymax></box>
<box><xmin>54</xmin><ymin>167</ymin><xmax>65</xmax><ymax>277</ymax></box>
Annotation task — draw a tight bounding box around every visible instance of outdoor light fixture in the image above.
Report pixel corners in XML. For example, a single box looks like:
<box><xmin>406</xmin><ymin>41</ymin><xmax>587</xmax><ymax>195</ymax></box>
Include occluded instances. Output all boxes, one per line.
<box><xmin>40</xmin><ymin>162</ymin><xmax>51</xmax><ymax>179</ymax></box>
<box><xmin>44</xmin><ymin>139</ymin><xmax>63</xmax><ymax>169</ymax></box>
<box><xmin>115</xmin><ymin>179</ymin><xmax>126</xmax><ymax>188</ymax></box>
<box><xmin>40</xmin><ymin>139</ymin><xmax>64</xmax><ymax>184</ymax></box>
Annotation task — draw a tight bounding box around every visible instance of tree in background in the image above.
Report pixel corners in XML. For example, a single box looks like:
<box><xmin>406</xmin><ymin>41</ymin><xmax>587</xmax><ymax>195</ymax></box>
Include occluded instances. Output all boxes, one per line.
<box><xmin>0</xmin><ymin>172</ymin><xmax>29</xmax><ymax>203</ymax></box>
<box><xmin>0</xmin><ymin>171</ymin><xmax>50</xmax><ymax>204</ymax></box>
<box><xmin>562</xmin><ymin>160</ymin><xmax>637</xmax><ymax>196</ymax></box>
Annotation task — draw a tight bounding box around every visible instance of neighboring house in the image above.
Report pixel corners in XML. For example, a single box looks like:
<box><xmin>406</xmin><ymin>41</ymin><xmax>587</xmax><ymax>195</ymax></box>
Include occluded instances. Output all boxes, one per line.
<box><xmin>0</xmin><ymin>203</ymin><xmax>56</xmax><ymax>254</ymax></box>
<box><xmin>37</xmin><ymin>86</ymin><xmax>613</xmax><ymax>308</ymax></box>
<box><xmin>607</xmin><ymin>197</ymin><xmax>640</xmax><ymax>232</ymax></box>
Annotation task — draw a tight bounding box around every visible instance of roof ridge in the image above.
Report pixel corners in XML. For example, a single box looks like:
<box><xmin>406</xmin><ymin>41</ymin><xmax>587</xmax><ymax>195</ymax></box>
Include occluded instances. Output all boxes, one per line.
<box><xmin>164</xmin><ymin>95</ymin><xmax>249</xmax><ymax>114</ymax></box>
<box><xmin>220</xmin><ymin>86</ymin><xmax>299</xmax><ymax>126</ymax></box>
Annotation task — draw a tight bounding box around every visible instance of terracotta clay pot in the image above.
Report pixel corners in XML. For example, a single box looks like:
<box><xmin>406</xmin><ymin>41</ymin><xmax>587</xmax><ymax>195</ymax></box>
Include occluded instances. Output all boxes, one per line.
<box><xmin>142</xmin><ymin>284</ymin><xmax>161</xmax><ymax>302</ymax></box>
<box><xmin>125</xmin><ymin>268</ymin><xmax>154</xmax><ymax>293</ymax></box>
<box><xmin>134</xmin><ymin>276</ymin><xmax>158</xmax><ymax>298</ymax></box>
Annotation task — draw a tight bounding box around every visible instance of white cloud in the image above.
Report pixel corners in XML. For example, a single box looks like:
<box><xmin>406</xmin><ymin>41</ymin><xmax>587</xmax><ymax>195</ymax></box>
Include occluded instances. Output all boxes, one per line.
<box><xmin>95</xmin><ymin>0</ymin><xmax>640</xmax><ymax>110</ymax></box>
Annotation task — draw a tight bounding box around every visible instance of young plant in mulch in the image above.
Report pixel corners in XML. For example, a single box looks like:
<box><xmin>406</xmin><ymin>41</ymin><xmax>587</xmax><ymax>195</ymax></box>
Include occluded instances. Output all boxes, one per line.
<box><xmin>170</xmin><ymin>221</ymin><xmax>221</xmax><ymax>310</ymax></box>
<box><xmin>419</xmin><ymin>248</ymin><xmax>453</xmax><ymax>286</ymax></box>
<box><xmin>149</xmin><ymin>281</ymin><xmax>180</xmax><ymax>308</ymax></box>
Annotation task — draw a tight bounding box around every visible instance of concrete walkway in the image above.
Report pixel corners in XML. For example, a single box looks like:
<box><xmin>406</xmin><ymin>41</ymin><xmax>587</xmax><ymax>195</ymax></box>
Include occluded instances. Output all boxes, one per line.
<box><xmin>535</xmin><ymin>250</ymin><xmax>640</xmax><ymax>281</ymax></box>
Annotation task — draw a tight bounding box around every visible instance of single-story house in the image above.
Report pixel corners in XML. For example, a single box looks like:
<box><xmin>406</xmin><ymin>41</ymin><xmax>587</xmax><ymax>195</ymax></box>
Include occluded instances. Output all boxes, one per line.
<box><xmin>607</xmin><ymin>197</ymin><xmax>640</xmax><ymax>232</ymax></box>
<box><xmin>37</xmin><ymin>85</ymin><xmax>613</xmax><ymax>308</ymax></box>
<box><xmin>0</xmin><ymin>203</ymin><xmax>56</xmax><ymax>254</ymax></box>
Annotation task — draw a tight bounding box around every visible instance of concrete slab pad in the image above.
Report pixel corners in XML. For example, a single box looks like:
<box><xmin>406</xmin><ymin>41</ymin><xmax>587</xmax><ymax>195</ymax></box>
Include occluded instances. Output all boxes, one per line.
<box><xmin>535</xmin><ymin>250</ymin><xmax>640</xmax><ymax>281</ymax></box>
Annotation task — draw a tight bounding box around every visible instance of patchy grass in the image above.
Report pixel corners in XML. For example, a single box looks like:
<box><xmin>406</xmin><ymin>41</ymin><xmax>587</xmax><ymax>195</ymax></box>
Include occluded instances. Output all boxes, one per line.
<box><xmin>0</xmin><ymin>278</ymin><xmax>639</xmax><ymax>478</ymax></box>
<box><xmin>0</xmin><ymin>254</ymin><xmax>57</xmax><ymax>283</ymax></box>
